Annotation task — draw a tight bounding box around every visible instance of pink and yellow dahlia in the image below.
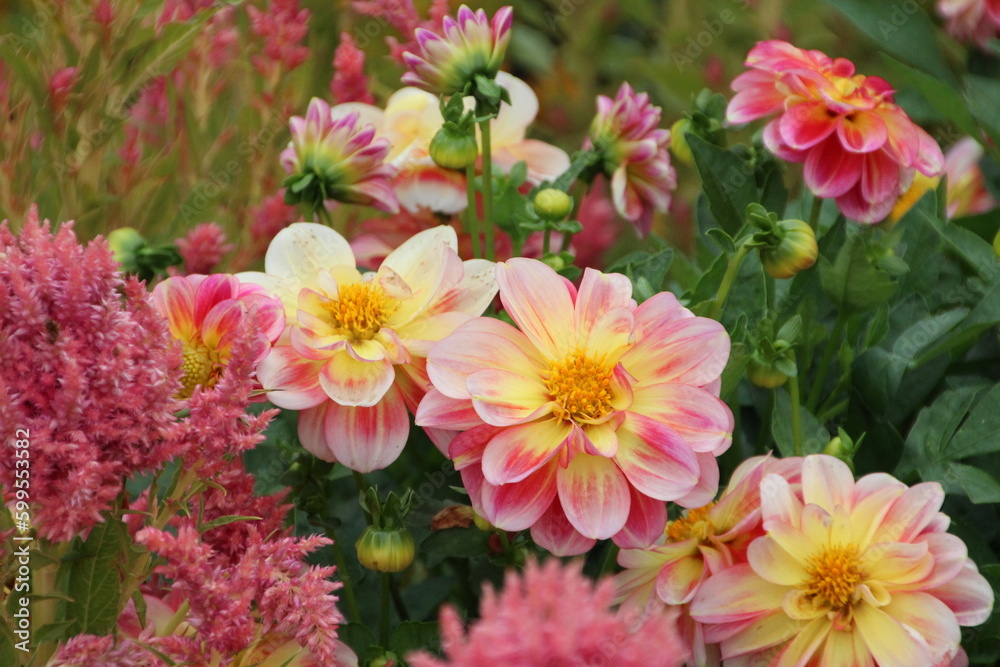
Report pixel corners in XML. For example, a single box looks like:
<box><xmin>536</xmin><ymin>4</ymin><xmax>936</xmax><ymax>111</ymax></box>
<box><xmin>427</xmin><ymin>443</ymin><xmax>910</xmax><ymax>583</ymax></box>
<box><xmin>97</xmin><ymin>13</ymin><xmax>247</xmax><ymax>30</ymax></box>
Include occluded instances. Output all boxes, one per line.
<box><xmin>153</xmin><ymin>273</ymin><xmax>284</xmax><ymax>398</ymax></box>
<box><xmin>615</xmin><ymin>456</ymin><xmax>804</xmax><ymax>666</ymax></box>
<box><xmin>690</xmin><ymin>455</ymin><xmax>994</xmax><ymax>667</ymax></box>
<box><xmin>587</xmin><ymin>83</ymin><xmax>677</xmax><ymax>236</ymax></box>
<box><xmin>280</xmin><ymin>97</ymin><xmax>399</xmax><ymax>213</ymax></box>
<box><xmin>239</xmin><ymin>223</ymin><xmax>497</xmax><ymax>472</ymax></box>
<box><xmin>416</xmin><ymin>258</ymin><xmax>733</xmax><ymax>555</ymax></box>
<box><xmin>938</xmin><ymin>0</ymin><xmax>1000</xmax><ymax>47</ymax></box>
<box><xmin>728</xmin><ymin>40</ymin><xmax>944</xmax><ymax>224</ymax></box>
<box><xmin>401</xmin><ymin>5</ymin><xmax>513</xmax><ymax>96</ymax></box>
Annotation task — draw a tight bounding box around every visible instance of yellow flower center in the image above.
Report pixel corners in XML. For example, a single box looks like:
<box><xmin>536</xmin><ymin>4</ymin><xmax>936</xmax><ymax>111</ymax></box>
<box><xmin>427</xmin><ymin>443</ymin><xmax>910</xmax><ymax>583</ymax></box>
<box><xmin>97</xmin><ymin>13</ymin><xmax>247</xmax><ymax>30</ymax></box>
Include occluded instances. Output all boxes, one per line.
<box><xmin>665</xmin><ymin>503</ymin><xmax>716</xmax><ymax>542</ymax></box>
<box><xmin>179</xmin><ymin>340</ymin><xmax>222</xmax><ymax>398</ymax></box>
<box><xmin>801</xmin><ymin>543</ymin><xmax>864</xmax><ymax>611</ymax></box>
<box><xmin>544</xmin><ymin>351</ymin><xmax>615</xmax><ymax>423</ymax></box>
<box><xmin>324</xmin><ymin>282</ymin><xmax>398</xmax><ymax>340</ymax></box>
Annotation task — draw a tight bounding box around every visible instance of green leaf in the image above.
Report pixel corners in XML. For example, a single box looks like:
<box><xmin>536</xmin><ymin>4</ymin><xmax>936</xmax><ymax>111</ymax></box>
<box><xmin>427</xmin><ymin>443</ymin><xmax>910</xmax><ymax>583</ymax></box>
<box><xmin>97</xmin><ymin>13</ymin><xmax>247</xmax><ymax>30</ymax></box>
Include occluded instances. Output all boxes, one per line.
<box><xmin>819</xmin><ymin>233</ymin><xmax>897</xmax><ymax>311</ymax></box>
<box><xmin>896</xmin><ymin>385</ymin><xmax>984</xmax><ymax>477</ymax></box>
<box><xmin>771</xmin><ymin>388</ymin><xmax>829</xmax><ymax>457</ymax></box>
<box><xmin>878</xmin><ymin>55</ymin><xmax>978</xmax><ymax>135</ymax></box>
<box><xmin>605</xmin><ymin>238</ymin><xmax>674</xmax><ymax>302</ymax></box>
<box><xmin>944</xmin><ymin>384</ymin><xmax>1000</xmax><ymax>460</ymax></box>
<box><xmin>119</xmin><ymin>11</ymin><xmax>216</xmax><ymax>104</ymax></box>
<box><xmin>965</xmin><ymin>75</ymin><xmax>1000</xmax><ymax>147</ymax></box>
<box><xmin>945</xmin><ymin>463</ymin><xmax>1000</xmax><ymax>504</ymax></box>
<box><xmin>687</xmin><ymin>135</ymin><xmax>758</xmax><ymax>235</ymax></box>
<box><xmin>0</xmin><ymin>631</ymin><xmax>15</xmax><ymax>665</ymax></box>
<box><xmin>823</xmin><ymin>0</ymin><xmax>954</xmax><ymax>84</ymax></box>
<box><xmin>338</xmin><ymin>622</ymin><xmax>382</xmax><ymax>665</ymax></box>
<box><xmin>390</xmin><ymin>621</ymin><xmax>441</xmax><ymax>657</ymax></box>
<box><xmin>199</xmin><ymin>515</ymin><xmax>263</xmax><ymax>532</ymax></box>
<box><xmin>420</xmin><ymin>528</ymin><xmax>492</xmax><ymax>560</ymax></box>
<box><xmin>706</xmin><ymin>228</ymin><xmax>737</xmax><ymax>254</ymax></box>
<box><xmin>62</xmin><ymin>516</ymin><xmax>126</xmax><ymax>636</ymax></box>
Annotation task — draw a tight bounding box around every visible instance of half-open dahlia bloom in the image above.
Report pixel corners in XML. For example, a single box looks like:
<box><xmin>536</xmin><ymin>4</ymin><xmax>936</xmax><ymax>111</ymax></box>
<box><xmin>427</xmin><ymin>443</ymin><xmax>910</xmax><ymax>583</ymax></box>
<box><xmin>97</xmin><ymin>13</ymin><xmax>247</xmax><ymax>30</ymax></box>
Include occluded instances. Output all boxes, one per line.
<box><xmin>587</xmin><ymin>83</ymin><xmax>677</xmax><ymax>236</ymax></box>
<box><xmin>153</xmin><ymin>273</ymin><xmax>284</xmax><ymax>398</ymax></box>
<box><xmin>401</xmin><ymin>5</ymin><xmax>513</xmax><ymax>96</ymax></box>
<box><xmin>938</xmin><ymin>0</ymin><xmax>1000</xmax><ymax>47</ymax></box>
<box><xmin>334</xmin><ymin>72</ymin><xmax>569</xmax><ymax>215</ymax></box>
<box><xmin>280</xmin><ymin>97</ymin><xmax>399</xmax><ymax>213</ymax></box>
<box><xmin>239</xmin><ymin>223</ymin><xmax>497</xmax><ymax>471</ymax></box>
<box><xmin>728</xmin><ymin>40</ymin><xmax>944</xmax><ymax>224</ymax></box>
<box><xmin>615</xmin><ymin>455</ymin><xmax>804</xmax><ymax>667</ymax></box>
<box><xmin>690</xmin><ymin>455</ymin><xmax>994</xmax><ymax>667</ymax></box>
<box><xmin>416</xmin><ymin>258</ymin><xmax>733</xmax><ymax>555</ymax></box>
<box><xmin>407</xmin><ymin>558</ymin><xmax>688</xmax><ymax>667</ymax></box>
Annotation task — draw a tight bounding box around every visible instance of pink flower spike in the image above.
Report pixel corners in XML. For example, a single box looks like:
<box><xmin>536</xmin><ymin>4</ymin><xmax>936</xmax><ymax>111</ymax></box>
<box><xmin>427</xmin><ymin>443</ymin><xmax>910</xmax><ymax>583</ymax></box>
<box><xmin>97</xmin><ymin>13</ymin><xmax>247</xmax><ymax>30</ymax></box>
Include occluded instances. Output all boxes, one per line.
<box><xmin>728</xmin><ymin>40</ymin><xmax>944</xmax><ymax>224</ymax></box>
<box><xmin>176</xmin><ymin>222</ymin><xmax>234</xmax><ymax>274</ymax></box>
<box><xmin>400</xmin><ymin>5</ymin><xmax>513</xmax><ymax>96</ymax></box>
<box><xmin>690</xmin><ymin>454</ymin><xmax>994</xmax><ymax>667</ymax></box>
<box><xmin>418</xmin><ymin>258</ymin><xmax>732</xmax><ymax>554</ymax></box>
<box><xmin>586</xmin><ymin>83</ymin><xmax>677</xmax><ymax>236</ymax></box>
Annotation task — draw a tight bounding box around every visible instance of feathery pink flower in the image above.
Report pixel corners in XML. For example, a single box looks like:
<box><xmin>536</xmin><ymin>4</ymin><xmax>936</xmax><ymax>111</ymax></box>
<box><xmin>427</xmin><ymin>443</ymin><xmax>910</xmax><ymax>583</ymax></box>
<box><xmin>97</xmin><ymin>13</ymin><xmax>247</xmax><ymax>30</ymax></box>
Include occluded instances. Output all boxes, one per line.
<box><xmin>281</xmin><ymin>98</ymin><xmax>399</xmax><ymax>214</ymax></box>
<box><xmin>615</xmin><ymin>455</ymin><xmax>804</xmax><ymax>667</ymax></box>
<box><xmin>690</xmin><ymin>455</ymin><xmax>994</xmax><ymax>666</ymax></box>
<box><xmin>728</xmin><ymin>40</ymin><xmax>944</xmax><ymax>224</ymax></box>
<box><xmin>49</xmin><ymin>634</ymin><xmax>156</xmax><ymax>666</ymax></box>
<box><xmin>152</xmin><ymin>273</ymin><xmax>283</xmax><ymax>398</ymax></box>
<box><xmin>416</xmin><ymin>258</ymin><xmax>733</xmax><ymax>555</ymax></box>
<box><xmin>247</xmin><ymin>0</ymin><xmax>310</xmax><ymax>75</ymax></box>
<box><xmin>48</xmin><ymin>67</ymin><xmax>77</xmax><ymax>113</ymax></box>
<box><xmin>401</xmin><ymin>5</ymin><xmax>514</xmax><ymax>96</ymax></box>
<box><xmin>587</xmin><ymin>83</ymin><xmax>677</xmax><ymax>236</ymax></box>
<box><xmin>938</xmin><ymin>0</ymin><xmax>1000</xmax><ymax>47</ymax></box>
<box><xmin>353</xmin><ymin>0</ymin><xmax>450</xmax><ymax>64</ymax></box>
<box><xmin>239</xmin><ymin>223</ymin><xmax>498</xmax><ymax>471</ymax></box>
<box><xmin>0</xmin><ymin>209</ymin><xmax>181</xmax><ymax>542</ymax></box>
<box><xmin>176</xmin><ymin>222</ymin><xmax>234</xmax><ymax>274</ymax></box>
<box><xmin>331</xmin><ymin>33</ymin><xmax>375</xmax><ymax>105</ymax></box>
<box><xmin>408</xmin><ymin>558</ymin><xmax>688</xmax><ymax>667</ymax></box>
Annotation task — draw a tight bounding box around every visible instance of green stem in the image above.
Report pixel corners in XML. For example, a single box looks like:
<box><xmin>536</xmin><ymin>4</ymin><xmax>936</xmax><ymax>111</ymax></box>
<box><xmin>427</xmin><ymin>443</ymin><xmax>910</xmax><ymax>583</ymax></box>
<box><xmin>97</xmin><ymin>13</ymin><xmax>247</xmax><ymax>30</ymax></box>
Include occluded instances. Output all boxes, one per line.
<box><xmin>709</xmin><ymin>240</ymin><xmax>753</xmax><ymax>320</ymax></box>
<box><xmin>327</xmin><ymin>527</ymin><xmax>362</xmax><ymax>623</ymax></box>
<box><xmin>379</xmin><ymin>572</ymin><xmax>392</xmax><ymax>647</ymax></box>
<box><xmin>806</xmin><ymin>313</ymin><xmax>848</xmax><ymax>414</ymax></box>
<box><xmin>390</xmin><ymin>573</ymin><xmax>410</xmax><ymax>621</ymax></box>
<box><xmin>465</xmin><ymin>163</ymin><xmax>482</xmax><ymax>259</ymax></box>
<box><xmin>789</xmin><ymin>352</ymin><xmax>804</xmax><ymax>457</ymax></box>
<box><xmin>597</xmin><ymin>541</ymin><xmax>620</xmax><ymax>578</ymax></box>
<box><xmin>808</xmin><ymin>196</ymin><xmax>823</xmax><ymax>231</ymax></box>
<box><xmin>560</xmin><ymin>181</ymin><xmax>587</xmax><ymax>253</ymax></box>
<box><xmin>542</xmin><ymin>226</ymin><xmax>552</xmax><ymax>255</ymax></box>
<box><xmin>479</xmin><ymin>119</ymin><xmax>496</xmax><ymax>261</ymax></box>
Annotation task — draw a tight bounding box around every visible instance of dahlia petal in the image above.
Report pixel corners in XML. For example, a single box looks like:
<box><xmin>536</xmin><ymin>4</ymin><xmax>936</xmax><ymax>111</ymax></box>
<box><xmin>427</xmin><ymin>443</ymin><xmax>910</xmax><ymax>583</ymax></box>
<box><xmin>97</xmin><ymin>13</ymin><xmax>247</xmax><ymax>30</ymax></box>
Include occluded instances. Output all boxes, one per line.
<box><xmin>690</xmin><ymin>564</ymin><xmax>788</xmax><ymax>623</ymax></box>
<box><xmin>620</xmin><ymin>317</ymin><xmax>730</xmax><ymax>386</ymax></box>
<box><xmin>241</xmin><ymin>291</ymin><xmax>285</xmax><ymax>342</ymax></box>
<box><xmin>656</xmin><ymin>554</ymin><xmax>708</xmax><ymax>605</ymax></box>
<box><xmin>748</xmin><ymin>536</ymin><xmax>808</xmax><ymax>586</ymax></box>
<box><xmin>820</xmin><ymin>628</ymin><xmax>874</xmax><ymax>667</ymax></box>
<box><xmin>836</xmin><ymin>184</ymin><xmax>896</xmax><ymax>224</ymax></box>
<box><xmin>193</xmin><ymin>274</ymin><xmax>239</xmax><ymax>324</ymax></box>
<box><xmin>928</xmin><ymin>562</ymin><xmax>994</xmax><ymax>626</ymax></box>
<box><xmin>479</xmin><ymin>461</ymin><xmax>558</xmax><ymax>531</ymax></box>
<box><xmin>467</xmin><ymin>368</ymin><xmax>551</xmax><ymax>426</ymax></box>
<box><xmin>883</xmin><ymin>592</ymin><xmax>961</xmax><ymax>661</ymax></box>
<box><xmin>200</xmin><ymin>300</ymin><xmax>245</xmax><ymax>350</ymax></box>
<box><xmin>575</xmin><ymin>267</ymin><xmax>635</xmax><ymax>344</ymax></box>
<box><xmin>318</xmin><ymin>352</ymin><xmax>395</xmax><ymax>407</ymax></box>
<box><xmin>760</xmin><ymin>473</ymin><xmax>803</xmax><ymax>528</ymax></box>
<box><xmin>914</xmin><ymin>126</ymin><xmax>945</xmax><ymax>176</ymax></box>
<box><xmin>449</xmin><ymin>423</ymin><xmax>502</xmax><ymax>469</ymax></box>
<box><xmin>763</xmin><ymin>520</ymin><xmax>815</xmax><ymax>565</ymax></box>
<box><xmin>496</xmin><ymin>258</ymin><xmax>575</xmax><ymax>357</ymax></box>
<box><xmin>321</xmin><ymin>385</ymin><xmax>411</xmax><ymax>472</ymax></box>
<box><xmin>152</xmin><ymin>276</ymin><xmax>197</xmax><ymax>341</ymax></box>
<box><xmin>631</xmin><ymin>290</ymin><xmax>692</xmax><ymax>337</ymax></box>
<box><xmin>579</xmin><ymin>421</ymin><xmax>618</xmax><ymax>458</ymax></box>
<box><xmin>257</xmin><ymin>346</ymin><xmax>327</xmax><ymax>409</ymax></box>
<box><xmin>380</xmin><ymin>225</ymin><xmax>457</xmax><ymax>322</ymax></box>
<box><xmin>489</xmin><ymin>72</ymin><xmax>537</xmax><ymax>146</ymax></box>
<box><xmin>615</xmin><ymin>413</ymin><xmax>699</xmax><ymax>501</ymax></box>
<box><xmin>864</xmin><ymin>541</ymin><xmax>933</xmax><ymax>585</ymax></box>
<box><xmin>491</xmin><ymin>140</ymin><xmax>571</xmax><ymax>184</ymax></box>
<box><xmin>235</xmin><ymin>272</ymin><xmax>300</xmax><ymax>318</ymax></box>
<box><xmin>298</xmin><ymin>402</ymin><xmax>334</xmax><ymax>461</ymax></box>
<box><xmin>854</xmin><ymin>602</ymin><xmax>933</xmax><ymax>667</ymax></box>
<box><xmin>264</xmin><ymin>223</ymin><xmax>356</xmax><ymax>285</ymax></box>
<box><xmin>779</xmin><ymin>102</ymin><xmax>838</xmax><ymax>150</ymax></box>
<box><xmin>861</xmin><ymin>148</ymin><xmax>903</xmax><ymax>204</ymax></box>
<box><xmin>556</xmin><ymin>453</ymin><xmax>631</xmax><ymax>539</ymax></box>
<box><xmin>772</xmin><ymin>616</ymin><xmax>829</xmax><ymax>666</ymax></box>
<box><xmin>915</xmin><ymin>532</ymin><xmax>969</xmax><ymax>589</ymax></box>
<box><xmin>802</xmin><ymin>455</ymin><xmax>855</xmax><ymax>512</ymax></box>
<box><xmin>424</xmin><ymin>258</ymin><xmax>498</xmax><ymax>317</ymax></box>
<box><xmin>415</xmin><ymin>389</ymin><xmax>482</xmax><ymax>430</ymax></box>
<box><xmin>629</xmin><ymin>382</ymin><xmax>734</xmax><ymax>453</ymax></box>
<box><xmin>876</xmin><ymin>106</ymin><xmax>920</xmax><ymax>166</ymax></box>
<box><xmin>804</xmin><ymin>137</ymin><xmax>864</xmax><ymax>198</ymax></box>
<box><xmin>481</xmin><ymin>418</ymin><xmax>570</xmax><ymax>485</ymax></box>
<box><xmin>394</xmin><ymin>165</ymin><xmax>468</xmax><ymax>215</ymax></box>
<box><xmin>727</xmin><ymin>82</ymin><xmax>787</xmax><ymax>124</ymax></box>
<box><xmin>613</xmin><ymin>486</ymin><xmax>668</xmax><ymax>549</ymax></box>
<box><xmin>530</xmin><ymin>498</ymin><xmax>597</xmax><ymax>557</ymax></box>
<box><xmin>674</xmin><ymin>452</ymin><xmax>722</xmax><ymax>509</ymax></box>
<box><xmin>838</xmin><ymin>111</ymin><xmax>889</xmax><ymax>153</ymax></box>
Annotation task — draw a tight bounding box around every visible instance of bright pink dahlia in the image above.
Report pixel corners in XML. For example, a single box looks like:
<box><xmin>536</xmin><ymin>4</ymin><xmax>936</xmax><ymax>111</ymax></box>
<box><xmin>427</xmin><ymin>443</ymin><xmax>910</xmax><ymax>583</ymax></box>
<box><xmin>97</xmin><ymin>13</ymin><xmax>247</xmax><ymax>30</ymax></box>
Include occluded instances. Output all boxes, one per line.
<box><xmin>281</xmin><ymin>98</ymin><xmax>399</xmax><ymax>213</ymax></box>
<box><xmin>239</xmin><ymin>223</ymin><xmax>497</xmax><ymax>472</ymax></box>
<box><xmin>944</xmin><ymin>136</ymin><xmax>997</xmax><ymax>218</ymax></box>
<box><xmin>728</xmin><ymin>40</ymin><xmax>944</xmax><ymax>224</ymax></box>
<box><xmin>0</xmin><ymin>210</ymin><xmax>181</xmax><ymax>542</ymax></box>
<box><xmin>401</xmin><ymin>5</ymin><xmax>513</xmax><ymax>96</ymax></box>
<box><xmin>938</xmin><ymin>0</ymin><xmax>1000</xmax><ymax>47</ymax></box>
<box><xmin>152</xmin><ymin>273</ymin><xmax>284</xmax><ymax>398</ymax></box>
<box><xmin>690</xmin><ymin>455</ymin><xmax>994</xmax><ymax>667</ymax></box>
<box><xmin>407</xmin><ymin>558</ymin><xmax>688</xmax><ymax>667</ymax></box>
<box><xmin>416</xmin><ymin>258</ymin><xmax>733</xmax><ymax>555</ymax></box>
<box><xmin>587</xmin><ymin>83</ymin><xmax>677</xmax><ymax>236</ymax></box>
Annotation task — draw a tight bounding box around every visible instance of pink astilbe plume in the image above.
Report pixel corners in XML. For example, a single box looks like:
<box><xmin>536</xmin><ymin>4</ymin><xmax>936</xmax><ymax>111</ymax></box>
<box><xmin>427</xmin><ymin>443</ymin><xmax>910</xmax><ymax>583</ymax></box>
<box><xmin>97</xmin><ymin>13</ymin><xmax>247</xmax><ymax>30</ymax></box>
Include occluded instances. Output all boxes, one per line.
<box><xmin>331</xmin><ymin>33</ymin><xmax>375</xmax><ymax>104</ymax></box>
<box><xmin>175</xmin><ymin>222</ymin><xmax>234</xmax><ymax>274</ymax></box>
<box><xmin>0</xmin><ymin>208</ymin><xmax>181</xmax><ymax>542</ymax></box>
<box><xmin>247</xmin><ymin>0</ymin><xmax>311</xmax><ymax>75</ymax></box>
<box><xmin>408</xmin><ymin>558</ymin><xmax>688</xmax><ymax>667</ymax></box>
<box><xmin>48</xmin><ymin>634</ymin><xmax>156</xmax><ymax>666</ymax></box>
<box><xmin>353</xmin><ymin>0</ymin><xmax>450</xmax><ymax>64</ymax></box>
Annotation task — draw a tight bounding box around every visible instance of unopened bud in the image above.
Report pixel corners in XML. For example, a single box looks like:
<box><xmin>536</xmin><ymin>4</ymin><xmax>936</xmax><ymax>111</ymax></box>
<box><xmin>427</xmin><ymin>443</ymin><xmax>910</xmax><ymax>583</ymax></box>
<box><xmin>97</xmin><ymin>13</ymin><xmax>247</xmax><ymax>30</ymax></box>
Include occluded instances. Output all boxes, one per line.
<box><xmin>430</xmin><ymin>124</ymin><xmax>479</xmax><ymax>170</ymax></box>
<box><xmin>759</xmin><ymin>219</ymin><xmax>818</xmax><ymax>279</ymax></box>
<box><xmin>533</xmin><ymin>188</ymin><xmax>573</xmax><ymax>221</ymax></box>
<box><xmin>669</xmin><ymin>118</ymin><xmax>694</xmax><ymax>166</ymax></box>
<box><xmin>107</xmin><ymin>227</ymin><xmax>146</xmax><ymax>273</ymax></box>
<box><xmin>746</xmin><ymin>356</ymin><xmax>789</xmax><ymax>389</ymax></box>
<box><xmin>356</xmin><ymin>526</ymin><xmax>415</xmax><ymax>573</ymax></box>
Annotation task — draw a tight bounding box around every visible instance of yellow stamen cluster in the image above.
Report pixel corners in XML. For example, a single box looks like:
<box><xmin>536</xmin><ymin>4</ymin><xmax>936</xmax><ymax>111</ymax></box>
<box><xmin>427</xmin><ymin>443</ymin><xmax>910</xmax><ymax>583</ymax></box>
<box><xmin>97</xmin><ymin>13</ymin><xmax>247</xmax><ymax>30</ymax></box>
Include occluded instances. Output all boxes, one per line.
<box><xmin>801</xmin><ymin>543</ymin><xmax>864</xmax><ymax>610</ymax></box>
<box><xmin>545</xmin><ymin>351</ymin><xmax>615</xmax><ymax>423</ymax></box>
<box><xmin>179</xmin><ymin>341</ymin><xmax>222</xmax><ymax>398</ymax></box>
<box><xmin>324</xmin><ymin>282</ymin><xmax>398</xmax><ymax>340</ymax></box>
<box><xmin>665</xmin><ymin>503</ymin><xmax>716</xmax><ymax>542</ymax></box>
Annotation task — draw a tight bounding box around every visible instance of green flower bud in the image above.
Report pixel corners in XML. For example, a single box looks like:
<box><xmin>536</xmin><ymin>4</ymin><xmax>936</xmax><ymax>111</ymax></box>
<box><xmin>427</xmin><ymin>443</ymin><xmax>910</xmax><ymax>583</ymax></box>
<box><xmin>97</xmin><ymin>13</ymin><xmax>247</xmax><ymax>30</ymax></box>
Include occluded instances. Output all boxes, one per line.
<box><xmin>746</xmin><ymin>355</ymin><xmax>789</xmax><ymax>389</ymax></box>
<box><xmin>540</xmin><ymin>252</ymin><xmax>567</xmax><ymax>272</ymax></box>
<box><xmin>107</xmin><ymin>227</ymin><xmax>146</xmax><ymax>273</ymax></box>
<box><xmin>533</xmin><ymin>188</ymin><xmax>573</xmax><ymax>221</ymax></box>
<box><xmin>669</xmin><ymin>118</ymin><xmax>694</xmax><ymax>166</ymax></box>
<box><xmin>759</xmin><ymin>219</ymin><xmax>818</xmax><ymax>279</ymax></box>
<box><xmin>472</xmin><ymin>512</ymin><xmax>494</xmax><ymax>532</ymax></box>
<box><xmin>356</xmin><ymin>525</ymin><xmax>415</xmax><ymax>573</ymax></box>
<box><xmin>430</xmin><ymin>124</ymin><xmax>479</xmax><ymax>170</ymax></box>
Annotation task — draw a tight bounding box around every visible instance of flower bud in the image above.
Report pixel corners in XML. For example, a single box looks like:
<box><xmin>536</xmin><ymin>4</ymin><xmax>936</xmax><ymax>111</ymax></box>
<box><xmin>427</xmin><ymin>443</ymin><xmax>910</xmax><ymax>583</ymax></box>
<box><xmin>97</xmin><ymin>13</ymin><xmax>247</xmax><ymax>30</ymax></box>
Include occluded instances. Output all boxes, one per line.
<box><xmin>430</xmin><ymin>124</ymin><xmax>479</xmax><ymax>170</ymax></box>
<box><xmin>669</xmin><ymin>118</ymin><xmax>694</xmax><ymax>166</ymax></box>
<box><xmin>472</xmin><ymin>512</ymin><xmax>494</xmax><ymax>532</ymax></box>
<box><xmin>107</xmin><ymin>227</ymin><xmax>146</xmax><ymax>272</ymax></box>
<box><xmin>533</xmin><ymin>188</ymin><xmax>573</xmax><ymax>221</ymax></box>
<box><xmin>746</xmin><ymin>356</ymin><xmax>789</xmax><ymax>389</ymax></box>
<box><xmin>356</xmin><ymin>526</ymin><xmax>415</xmax><ymax>573</ymax></box>
<box><xmin>759</xmin><ymin>219</ymin><xmax>818</xmax><ymax>279</ymax></box>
